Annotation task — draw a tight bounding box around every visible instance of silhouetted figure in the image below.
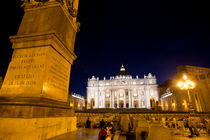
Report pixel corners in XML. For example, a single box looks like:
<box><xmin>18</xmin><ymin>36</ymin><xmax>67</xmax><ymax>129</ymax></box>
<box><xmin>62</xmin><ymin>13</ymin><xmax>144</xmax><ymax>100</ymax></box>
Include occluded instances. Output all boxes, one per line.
<box><xmin>86</xmin><ymin>117</ymin><xmax>91</xmax><ymax>128</ymax></box>
<box><xmin>185</xmin><ymin>117</ymin><xmax>194</xmax><ymax>137</ymax></box>
<box><xmin>186</xmin><ymin>116</ymin><xmax>199</xmax><ymax>137</ymax></box>
<box><xmin>100</xmin><ymin>119</ymin><xmax>105</xmax><ymax>128</ymax></box>
<box><xmin>105</xmin><ymin>122</ymin><xmax>114</xmax><ymax>140</ymax></box>
<box><xmin>204</xmin><ymin>119</ymin><xmax>210</xmax><ymax>136</ymax></box>
<box><xmin>141</xmin><ymin>131</ymin><xmax>148</xmax><ymax>140</ymax></box>
<box><xmin>98</xmin><ymin>126</ymin><xmax>107</xmax><ymax>140</ymax></box>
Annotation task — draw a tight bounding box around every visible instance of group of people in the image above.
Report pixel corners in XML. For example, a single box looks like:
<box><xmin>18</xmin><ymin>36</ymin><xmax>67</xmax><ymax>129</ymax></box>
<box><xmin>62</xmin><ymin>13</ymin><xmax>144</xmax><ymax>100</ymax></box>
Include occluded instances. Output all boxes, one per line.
<box><xmin>85</xmin><ymin>116</ymin><xmax>210</xmax><ymax>139</ymax></box>
<box><xmin>164</xmin><ymin>116</ymin><xmax>210</xmax><ymax>137</ymax></box>
<box><xmin>98</xmin><ymin>119</ymin><xmax>115</xmax><ymax>140</ymax></box>
<box><xmin>85</xmin><ymin>118</ymin><xmax>115</xmax><ymax>140</ymax></box>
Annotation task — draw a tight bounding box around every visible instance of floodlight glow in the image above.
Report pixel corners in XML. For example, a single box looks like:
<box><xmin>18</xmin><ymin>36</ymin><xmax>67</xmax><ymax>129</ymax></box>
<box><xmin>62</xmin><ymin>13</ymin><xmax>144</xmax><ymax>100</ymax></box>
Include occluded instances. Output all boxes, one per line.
<box><xmin>178</xmin><ymin>81</ymin><xmax>183</xmax><ymax>87</ymax></box>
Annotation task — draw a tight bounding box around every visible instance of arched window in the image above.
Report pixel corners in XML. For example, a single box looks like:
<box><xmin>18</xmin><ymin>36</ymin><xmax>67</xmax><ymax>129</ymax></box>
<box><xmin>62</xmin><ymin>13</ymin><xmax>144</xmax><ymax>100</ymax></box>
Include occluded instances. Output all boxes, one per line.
<box><xmin>90</xmin><ymin>98</ymin><xmax>95</xmax><ymax>109</ymax></box>
<box><xmin>183</xmin><ymin>100</ymin><xmax>187</xmax><ymax>111</ymax></box>
<box><xmin>150</xmin><ymin>98</ymin><xmax>155</xmax><ymax>109</ymax></box>
<box><xmin>126</xmin><ymin>102</ymin><xmax>129</xmax><ymax>108</ymax></box>
<box><xmin>171</xmin><ymin>99</ymin><xmax>176</xmax><ymax>111</ymax></box>
<box><xmin>106</xmin><ymin>101</ymin><xmax>110</xmax><ymax>108</ymax></box>
<box><xmin>165</xmin><ymin>102</ymin><xmax>168</xmax><ymax>110</ymax></box>
<box><xmin>134</xmin><ymin>101</ymin><xmax>138</xmax><ymax>108</ymax></box>
<box><xmin>114</xmin><ymin>103</ymin><xmax>117</xmax><ymax>108</ymax></box>
<box><xmin>120</xmin><ymin>100</ymin><xmax>124</xmax><ymax>108</ymax></box>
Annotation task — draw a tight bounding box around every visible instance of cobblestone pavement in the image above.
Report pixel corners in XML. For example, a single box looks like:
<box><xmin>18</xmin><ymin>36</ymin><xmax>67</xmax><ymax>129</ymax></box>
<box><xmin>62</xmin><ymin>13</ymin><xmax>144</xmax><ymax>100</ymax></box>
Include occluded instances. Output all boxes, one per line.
<box><xmin>48</xmin><ymin>128</ymin><xmax>210</xmax><ymax>140</ymax></box>
<box><xmin>48</xmin><ymin>128</ymin><xmax>100</xmax><ymax>140</ymax></box>
<box><xmin>147</xmin><ymin>125</ymin><xmax>210</xmax><ymax>140</ymax></box>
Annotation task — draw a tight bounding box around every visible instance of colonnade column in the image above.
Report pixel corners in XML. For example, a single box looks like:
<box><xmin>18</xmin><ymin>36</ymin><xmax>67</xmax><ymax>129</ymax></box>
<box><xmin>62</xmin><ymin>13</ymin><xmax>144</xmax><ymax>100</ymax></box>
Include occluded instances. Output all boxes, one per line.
<box><xmin>146</xmin><ymin>86</ymin><xmax>150</xmax><ymax>108</ymax></box>
<box><xmin>128</xmin><ymin>89</ymin><xmax>131</xmax><ymax>108</ymax></box>
<box><xmin>109</xmin><ymin>92</ymin><xmax>111</xmax><ymax>108</ymax></box>
<box><xmin>138</xmin><ymin>90</ymin><xmax>141</xmax><ymax>108</ymax></box>
<box><xmin>112</xmin><ymin>90</ymin><xmax>114</xmax><ymax>108</ymax></box>
<box><xmin>131</xmin><ymin>90</ymin><xmax>134</xmax><ymax>108</ymax></box>
<box><xmin>103</xmin><ymin>91</ymin><xmax>106</xmax><ymax>108</ymax></box>
<box><xmin>124</xmin><ymin>89</ymin><xmax>126</xmax><ymax>108</ymax></box>
<box><xmin>117</xmin><ymin>90</ymin><xmax>119</xmax><ymax>108</ymax></box>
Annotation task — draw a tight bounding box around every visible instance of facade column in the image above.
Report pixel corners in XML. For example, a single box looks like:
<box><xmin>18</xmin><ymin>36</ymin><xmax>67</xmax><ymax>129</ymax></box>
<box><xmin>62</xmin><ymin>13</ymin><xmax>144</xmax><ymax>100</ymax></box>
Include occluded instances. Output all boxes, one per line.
<box><xmin>138</xmin><ymin>89</ymin><xmax>141</xmax><ymax>108</ymax></box>
<box><xmin>115</xmin><ymin>90</ymin><xmax>116</xmax><ymax>108</ymax></box>
<box><xmin>110</xmin><ymin>90</ymin><xmax>112</xmax><ymax>108</ymax></box>
<box><xmin>112</xmin><ymin>90</ymin><xmax>114</xmax><ymax>108</ymax></box>
<box><xmin>103</xmin><ymin>91</ymin><xmax>106</xmax><ymax>108</ymax></box>
<box><xmin>145</xmin><ymin>86</ymin><xmax>150</xmax><ymax>108</ymax></box>
<box><xmin>131</xmin><ymin>90</ymin><xmax>134</xmax><ymax>108</ymax></box>
<box><xmin>117</xmin><ymin>89</ymin><xmax>119</xmax><ymax>108</ymax></box>
<box><xmin>146</xmin><ymin>86</ymin><xmax>150</xmax><ymax>108</ymax></box>
<box><xmin>128</xmin><ymin>89</ymin><xmax>131</xmax><ymax>108</ymax></box>
<box><xmin>124</xmin><ymin>89</ymin><xmax>126</xmax><ymax>108</ymax></box>
<box><xmin>109</xmin><ymin>91</ymin><xmax>111</xmax><ymax>108</ymax></box>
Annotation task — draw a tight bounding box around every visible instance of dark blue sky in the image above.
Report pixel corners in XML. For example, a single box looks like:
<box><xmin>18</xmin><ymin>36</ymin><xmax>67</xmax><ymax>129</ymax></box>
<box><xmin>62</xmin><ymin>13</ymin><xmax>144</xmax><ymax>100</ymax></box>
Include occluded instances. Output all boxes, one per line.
<box><xmin>1</xmin><ymin>0</ymin><xmax>210</xmax><ymax>96</ymax></box>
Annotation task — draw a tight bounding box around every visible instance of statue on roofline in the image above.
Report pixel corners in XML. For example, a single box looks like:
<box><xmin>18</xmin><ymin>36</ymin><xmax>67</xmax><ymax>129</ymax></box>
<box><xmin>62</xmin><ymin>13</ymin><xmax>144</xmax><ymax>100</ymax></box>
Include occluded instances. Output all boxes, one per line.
<box><xmin>21</xmin><ymin>0</ymin><xmax>79</xmax><ymax>18</ymax></box>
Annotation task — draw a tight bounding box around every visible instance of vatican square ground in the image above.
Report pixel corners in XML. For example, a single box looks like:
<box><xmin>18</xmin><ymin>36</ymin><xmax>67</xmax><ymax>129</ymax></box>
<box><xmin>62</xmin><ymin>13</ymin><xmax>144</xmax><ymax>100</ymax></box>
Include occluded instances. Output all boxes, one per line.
<box><xmin>48</xmin><ymin>127</ymin><xmax>210</xmax><ymax>140</ymax></box>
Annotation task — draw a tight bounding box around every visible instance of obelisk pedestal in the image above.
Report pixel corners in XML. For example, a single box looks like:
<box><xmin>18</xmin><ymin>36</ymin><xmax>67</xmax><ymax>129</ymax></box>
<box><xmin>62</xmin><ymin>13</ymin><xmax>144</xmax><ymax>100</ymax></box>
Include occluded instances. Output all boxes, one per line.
<box><xmin>0</xmin><ymin>0</ymin><xmax>79</xmax><ymax>139</ymax></box>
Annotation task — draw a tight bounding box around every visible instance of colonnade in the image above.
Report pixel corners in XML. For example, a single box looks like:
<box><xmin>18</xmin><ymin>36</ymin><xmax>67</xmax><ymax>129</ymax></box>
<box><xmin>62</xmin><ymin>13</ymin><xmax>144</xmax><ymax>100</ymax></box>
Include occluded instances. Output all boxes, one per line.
<box><xmin>105</xmin><ymin>89</ymin><xmax>147</xmax><ymax>108</ymax></box>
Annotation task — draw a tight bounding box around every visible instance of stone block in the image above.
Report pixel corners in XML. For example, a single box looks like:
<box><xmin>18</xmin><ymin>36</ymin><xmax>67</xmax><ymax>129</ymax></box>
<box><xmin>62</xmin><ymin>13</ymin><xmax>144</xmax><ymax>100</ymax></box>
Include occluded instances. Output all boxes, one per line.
<box><xmin>0</xmin><ymin>117</ymin><xmax>77</xmax><ymax>140</ymax></box>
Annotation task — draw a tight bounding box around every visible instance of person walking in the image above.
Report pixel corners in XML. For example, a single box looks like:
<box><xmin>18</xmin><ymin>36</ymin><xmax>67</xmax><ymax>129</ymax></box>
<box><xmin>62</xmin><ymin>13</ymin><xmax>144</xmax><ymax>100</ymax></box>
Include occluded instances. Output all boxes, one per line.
<box><xmin>98</xmin><ymin>126</ymin><xmax>107</xmax><ymax>140</ymax></box>
<box><xmin>100</xmin><ymin>119</ymin><xmax>105</xmax><ymax>128</ymax></box>
<box><xmin>186</xmin><ymin>116</ymin><xmax>199</xmax><ymax>137</ymax></box>
<box><xmin>185</xmin><ymin>116</ymin><xmax>194</xmax><ymax>137</ymax></box>
<box><xmin>86</xmin><ymin>117</ymin><xmax>91</xmax><ymax>128</ymax></box>
<box><xmin>204</xmin><ymin>119</ymin><xmax>210</xmax><ymax>136</ymax></box>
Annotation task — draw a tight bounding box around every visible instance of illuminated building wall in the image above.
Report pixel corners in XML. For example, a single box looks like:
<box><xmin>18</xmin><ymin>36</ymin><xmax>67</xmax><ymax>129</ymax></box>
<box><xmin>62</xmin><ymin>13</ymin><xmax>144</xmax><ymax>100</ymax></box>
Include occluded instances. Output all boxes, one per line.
<box><xmin>160</xmin><ymin>65</ymin><xmax>210</xmax><ymax>112</ymax></box>
<box><xmin>0</xmin><ymin>76</ymin><xmax>3</xmax><ymax>89</ymax></box>
<box><xmin>69</xmin><ymin>93</ymin><xmax>85</xmax><ymax>110</ymax></box>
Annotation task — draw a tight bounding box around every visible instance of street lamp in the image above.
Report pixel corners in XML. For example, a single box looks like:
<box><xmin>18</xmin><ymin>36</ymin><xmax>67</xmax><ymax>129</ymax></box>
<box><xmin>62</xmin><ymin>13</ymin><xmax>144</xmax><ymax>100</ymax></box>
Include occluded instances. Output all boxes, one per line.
<box><xmin>177</xmin><ymin>75</ymin><xmax>195</xmax><ymax>112</ymax></box>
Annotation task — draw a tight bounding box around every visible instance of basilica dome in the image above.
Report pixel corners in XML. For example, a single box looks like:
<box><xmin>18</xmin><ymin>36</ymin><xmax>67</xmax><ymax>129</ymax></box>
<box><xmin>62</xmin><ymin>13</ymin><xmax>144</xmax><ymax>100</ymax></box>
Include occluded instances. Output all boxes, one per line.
<box><xmin>116</xmin><ymin>65</ymin><xmax>131</xmax><ymax>77</ymax></box>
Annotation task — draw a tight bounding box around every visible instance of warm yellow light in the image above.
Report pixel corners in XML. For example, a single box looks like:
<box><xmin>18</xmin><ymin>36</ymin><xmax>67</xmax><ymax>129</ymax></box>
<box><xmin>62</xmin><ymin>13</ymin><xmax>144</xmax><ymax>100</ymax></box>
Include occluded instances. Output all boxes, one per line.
<box><xmin>42</xmin><ymin>82</ymin><xmax>48</xmax><ymax>91</ymax></box>
<box><xmin>190</xmin><ymin>81</ymin><xmax>195</xmax><ymax>88</ymax></box>
<box><xmin>183</xmin><ymin>100</ymin><xmax>187</xmax><ymax>109</ymax></box>
<box><xmin>177</xmin><ymin>81</ymin><xmax>183</xmax><ymax>87</ymax></box>
<box><xmin>184</xmin><ymin>82</ymin><xmax>188</xmax><ymax>88</ymax></box>
<box><xmin>172</xmin><ymin>103</ymin><xmax>176</xmax><ymax>106</ymax></box>
<box><xmin>186</xmin><ymin>80</ymin><xmax>190</xmax><ymax>85</ymax></box>
<box><xmin>178</xmin><ymin>75</ymin><xmax>196</xmax><ymax>90</ymax></box>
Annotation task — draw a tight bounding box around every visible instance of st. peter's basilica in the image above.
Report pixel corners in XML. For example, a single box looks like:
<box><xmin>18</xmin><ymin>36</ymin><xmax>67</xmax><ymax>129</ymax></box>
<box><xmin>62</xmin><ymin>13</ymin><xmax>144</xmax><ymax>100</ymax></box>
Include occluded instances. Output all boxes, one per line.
<box><xmin>87</xmin><ymin>65</ymin><xmax>159</xmax><ymax>109</ymax></box>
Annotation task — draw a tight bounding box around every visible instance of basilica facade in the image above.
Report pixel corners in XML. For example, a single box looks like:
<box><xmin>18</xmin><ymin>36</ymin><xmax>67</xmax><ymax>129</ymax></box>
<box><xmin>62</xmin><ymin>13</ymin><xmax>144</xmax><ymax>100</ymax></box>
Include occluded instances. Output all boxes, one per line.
<box><xmin>87</xmin><ymin>65</ymin><xmax>159</xmax><ymax>109</ymax></box>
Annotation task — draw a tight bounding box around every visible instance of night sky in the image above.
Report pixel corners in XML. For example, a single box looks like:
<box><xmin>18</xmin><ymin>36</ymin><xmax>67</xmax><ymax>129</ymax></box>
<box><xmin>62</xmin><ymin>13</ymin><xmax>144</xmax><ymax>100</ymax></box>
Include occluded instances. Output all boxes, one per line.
<box><xmin>0</xmin><ymin>1</ymin><xmax>210</xmax><ymax>96</ymax></box>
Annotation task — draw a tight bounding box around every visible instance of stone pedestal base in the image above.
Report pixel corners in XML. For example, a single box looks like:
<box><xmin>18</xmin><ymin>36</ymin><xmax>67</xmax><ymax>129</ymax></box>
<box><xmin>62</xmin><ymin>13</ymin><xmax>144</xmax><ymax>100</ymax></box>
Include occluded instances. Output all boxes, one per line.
<box><xmin>0</xmin><ymin>98</ymin><xmax>77</xmax><ymax>140</ymax></box>
<box><xmin>0</xmin><ymin>117</ymin><xmax>77</xmax><ymax>140</ymax></box>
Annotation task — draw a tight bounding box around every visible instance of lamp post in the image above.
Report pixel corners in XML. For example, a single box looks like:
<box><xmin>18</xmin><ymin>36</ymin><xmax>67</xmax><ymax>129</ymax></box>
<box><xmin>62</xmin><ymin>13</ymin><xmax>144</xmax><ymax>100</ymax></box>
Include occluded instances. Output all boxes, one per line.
<box><xmin>177</xmin><ymin>75</ymin><xmax>195</xmax><ymax>112</ymax></box>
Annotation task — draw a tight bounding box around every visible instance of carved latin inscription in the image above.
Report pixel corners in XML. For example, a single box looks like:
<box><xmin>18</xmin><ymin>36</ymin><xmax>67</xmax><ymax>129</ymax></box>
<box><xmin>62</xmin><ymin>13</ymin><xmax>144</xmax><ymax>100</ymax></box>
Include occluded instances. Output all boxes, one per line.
<box><xmin>1</xmin><ymin>46</ymin><xmax>71</xmax><ymax>102</ymax></box>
